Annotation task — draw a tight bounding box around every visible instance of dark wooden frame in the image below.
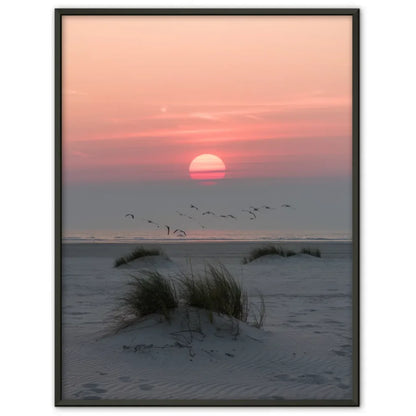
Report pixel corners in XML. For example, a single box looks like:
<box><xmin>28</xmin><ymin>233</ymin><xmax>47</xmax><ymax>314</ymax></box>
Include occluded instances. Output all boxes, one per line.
<box><xmin>55</xmin><ymin>8</ymin><xmax>360</xmax><ymax>406</ymax></box>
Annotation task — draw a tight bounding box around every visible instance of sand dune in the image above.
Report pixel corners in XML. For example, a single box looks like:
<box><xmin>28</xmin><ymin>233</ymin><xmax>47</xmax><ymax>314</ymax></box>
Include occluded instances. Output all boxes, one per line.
<box><xmin>63</xmin><ymin>307</ymin><xmax>351</xmax><ymax>400</ymax></box>
<box><xmin>61</xmin><ymin>241</ymin><xmax>352</xmax><ymax>401</ymax></box>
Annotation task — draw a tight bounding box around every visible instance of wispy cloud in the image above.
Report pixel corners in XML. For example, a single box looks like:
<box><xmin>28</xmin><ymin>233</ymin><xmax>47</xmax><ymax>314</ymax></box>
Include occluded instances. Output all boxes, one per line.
<box><xmin>64</xmin><ymin>89</ymin><xmax>87</xmax><ymax>96</ymax></box>
<box><xmin>70</xmin><ymin>150</ymin><xmax>89</xmax><ymax>158</ymax></box>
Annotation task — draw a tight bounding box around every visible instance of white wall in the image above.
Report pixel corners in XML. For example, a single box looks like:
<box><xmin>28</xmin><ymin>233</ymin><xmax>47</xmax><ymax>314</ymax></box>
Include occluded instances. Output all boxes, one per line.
<box><xmin>1</xmin><ymin>0</ymin><xmax>415</xmax><ymax>414</ymax></box>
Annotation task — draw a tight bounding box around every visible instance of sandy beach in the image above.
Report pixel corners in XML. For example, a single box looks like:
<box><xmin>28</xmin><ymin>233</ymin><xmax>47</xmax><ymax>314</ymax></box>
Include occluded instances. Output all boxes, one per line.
<box><xmin>61</xmin><ymin>241</ymin><xmax>353</xmax><ymax>401</ymax></box>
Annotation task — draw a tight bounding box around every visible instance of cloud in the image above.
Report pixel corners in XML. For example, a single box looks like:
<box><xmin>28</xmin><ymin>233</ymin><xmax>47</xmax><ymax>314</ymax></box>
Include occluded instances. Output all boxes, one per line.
<box><xmin>64</xmin><ymin>89</ymin><xmax>87</xmax><ymax>96</ymax></box>
<box><xmin>70</xmin><ymin>150</ymin><xmax>89</xmax><ymax>158</ymax></box>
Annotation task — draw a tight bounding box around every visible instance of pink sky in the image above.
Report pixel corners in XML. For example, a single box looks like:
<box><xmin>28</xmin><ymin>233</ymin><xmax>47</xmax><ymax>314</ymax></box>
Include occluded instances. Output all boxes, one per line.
<box><xmin>62</xmin><ymin>15</ymin><xmax>352</xmax><ymax>184</ymax></box>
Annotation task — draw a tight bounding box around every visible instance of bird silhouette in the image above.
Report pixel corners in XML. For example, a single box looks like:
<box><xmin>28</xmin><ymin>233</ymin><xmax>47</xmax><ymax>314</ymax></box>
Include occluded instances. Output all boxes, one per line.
<box><xmin>249</xmin><ymin>206</ymin><xmax>261</xmax><ymax>212</ymax></box>
<box><xmin>202</xmin><ymin>211</ymin><xmax>216</xmax><ymax>216</ymax></box>
<box><xmin>124</xmin><ymin>213</ymin><xmax>134</xmax><ymax>219</ymax></box>
<box><xmin>192</xmin><ymin>219</ymin><xmax>207</xmax><ymax>229</ymax></box>
<box><xmin>144</xmin><ymin>219</ymin><xmax>160</xmax><ymax>228</ymax></box>
<box><xmin>173</xmin><ymin>229</ymin><xmax>187</xmax><ymax>237</ymax></box>
<box><xmin>242</xmin><ymin>209</ymin><xmax>256</xmax><ymax>219</ymax></box>
<box><xmin>261</xmin><ymin>205</ymin><xmax>275</xmax><ymax>210</ymax></box>
<box><xmin>218</xmin><ymin>214</ymin><xmax>236</xmax><ymax>220</ymax></box>
<box><xmin>176</xmin><ymin>210</ymin><xmax>193</xmax><ymax>220</ymax></box>
<box><xmin>190</xmin><ymin>204</ymin><xmax>199</xmax><ymax>211</ymax></box>
<box><xmin>281</xmin><ymin>204</ymin><xmax>295</xmax><ymax>210</ymax></box>
<box><xmin>164</xmin><ymin>225</ymin><xmax>170</xmax><ymax>235</ymax></box>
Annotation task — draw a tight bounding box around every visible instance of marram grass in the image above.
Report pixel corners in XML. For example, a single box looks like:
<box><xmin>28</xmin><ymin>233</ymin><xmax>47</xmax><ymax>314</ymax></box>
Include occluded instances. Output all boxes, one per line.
<box><xmin>300</xmin><ymin>247</ymin><xmax>322</xmax><ymax>258</ymax></box>
<box><xmin>242</xmin><ymin>245</ymin><xmax>322</xmax><ymax>263</ymax></box>
<box><xmin>116</xmin><ymin>263</ymin><xmax>265</xmax><ymax>329</ymax></box>
<box><xmin>114</xmin><ymin>246</ymin><xmax>164</xmax><ymax>267</ymax></box>
<box><xmin>242</xmin><ymin>245</ymin><xmax>296</xmax><ymax>264</ymax></box>
<box><xmin>120</xmin><ymin>271</ymin><xmax>178</xmax><ymax>322</ymax></box>
<box><xmin>178</xmin><ymin>264</ymin><xmax>249</xmax><ymax>322</ymax></box>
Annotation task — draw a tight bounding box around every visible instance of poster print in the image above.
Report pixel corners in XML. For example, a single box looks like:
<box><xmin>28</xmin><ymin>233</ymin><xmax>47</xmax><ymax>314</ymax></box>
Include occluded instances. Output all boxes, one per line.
<box><xmin>56</xmin><ymin>9</ymin><xmax>359</xmax><ymax>406</ymax></box>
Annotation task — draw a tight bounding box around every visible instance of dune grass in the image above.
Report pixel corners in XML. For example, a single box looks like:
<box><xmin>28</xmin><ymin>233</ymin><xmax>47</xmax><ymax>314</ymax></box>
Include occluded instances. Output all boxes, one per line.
<box><xmin>251</xmin><ymin>293</ymin><xmax>266</xmax><ymax>329</ymax></box>
<box><xmin>301</xmin><ymin>248</ymin><xmax>322</xmax><ymax>258</ymax></box>
<box><xmin>178</xmin><ymin>264</ymin><xmax>249</xmax><ymax>322</ymax></box>
<box><xmin>116</xmin><ymin>263</ymin><xmax>265</xmax><ymax>329</ymax></box>
<box><xmin>120</xmin><ymin>271</ymin><xmax>178</xmax><ymax>322</ymax></box>
<box><xmin>114</xmin><ymin>246</ymin><xmax>164</xmax><ymax>267</ymax></box>
<box><xmin>242</xmin><ymin>245</ymin><xmax>323</xmax><ymax>263</ymax></box>
<box><xmin>242</xmin><ymin>245</ymin><xmax>297</xmax><ymax>264</ymax></box>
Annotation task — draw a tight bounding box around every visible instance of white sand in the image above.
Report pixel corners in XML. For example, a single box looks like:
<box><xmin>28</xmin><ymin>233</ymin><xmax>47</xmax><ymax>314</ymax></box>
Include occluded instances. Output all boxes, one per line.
<box><xmin>61</xmin><ymin>241</ymin><xmax>353</xmax><ymax>401</ymax></box>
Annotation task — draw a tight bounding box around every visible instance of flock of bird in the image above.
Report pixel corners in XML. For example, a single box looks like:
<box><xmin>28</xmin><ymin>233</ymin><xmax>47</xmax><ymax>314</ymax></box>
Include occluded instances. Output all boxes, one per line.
<box><xmin>124</xmin><ymin>203</ymin><xmax>295</xmax><ymax>238</ymax></box>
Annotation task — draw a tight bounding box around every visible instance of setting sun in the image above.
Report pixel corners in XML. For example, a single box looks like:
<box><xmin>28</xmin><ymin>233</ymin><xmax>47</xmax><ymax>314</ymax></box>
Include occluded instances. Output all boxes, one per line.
<box><xmin>189</xmin><ymin>154</ymin><xmax>226</xmax><ymax>181</ymax></box>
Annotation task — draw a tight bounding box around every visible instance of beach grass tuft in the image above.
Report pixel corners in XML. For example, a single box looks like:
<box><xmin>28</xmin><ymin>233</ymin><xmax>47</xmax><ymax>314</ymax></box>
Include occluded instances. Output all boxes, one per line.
<box><xmin>120</xmin><ymin>271</ymin><xmax>178</xmax><ymax>322</ymax></box>
<box><xmin>116</xmin><ymin>263</ymin><xmax>265</xmax><ymax>330</ymax></box>
<box><xmin>114</xmin><ymin>246</ymin><xmax>164</xmax><ymax>267</ymax></box>
<box><xmin>300</xmin><ymin>248</ymin><xmax>322</xmax><ymax>258</ymax></box>
<box><xmin>242</xmin><ymin>245</ymin><xmax>297</xmax><ymax>264</ymax></box>
<box><xmin>179</xmin><ymin>264</ymin><xmax>249</xmax><ymax>322</ymax></box>
<box><xmin>252</xmin><ymin>293</ymin><xmax>266</xmax><ymax>329</ymax></box>
<box><xmin>242</xmin><ymin>245</ymin><xmax>323</xmax><ymax>263</ymax></box>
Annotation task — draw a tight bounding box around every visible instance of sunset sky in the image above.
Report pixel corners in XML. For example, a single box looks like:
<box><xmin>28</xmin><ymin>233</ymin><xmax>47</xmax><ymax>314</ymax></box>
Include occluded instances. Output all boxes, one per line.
<box><xmin>62</xmin><ymin>15</ymin><xmax>353</xmax><ymax>239</ymax></box>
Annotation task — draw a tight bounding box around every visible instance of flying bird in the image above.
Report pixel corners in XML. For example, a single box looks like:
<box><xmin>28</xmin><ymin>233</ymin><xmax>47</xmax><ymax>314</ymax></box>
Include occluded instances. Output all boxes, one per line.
<box><xmin>192</xmin><ymin>219</ymin><xmax>207</xmax><ymax>229</ymax></box>
<box><xmin>261</xmin><ymin>205</ymin><xmax>275</xmax><ymax>210</ymax></box>
<box><xmin>249</xmin><ymin>206</ymin><xmax>261</xmax><ymax>212</ymax></box>
<box><xmin>144</xmin><ymin>219</ymin><xmax>160</xmax><ymax>228</ymax></box>
<box><xmin>173</xmin><ymin>229</ymin><xmax>187</xmax><ymax>237</ymax></box>
<box><xmin>219</xmin><ymin>214</ymin><xmax>236</xmax><ymax>220</ymax></box>
<box><xmin>190</xmin><ymin>204</ymin><xmax>199</xmax><ymax>211</ymax></box>
<box><xmin>242</xmin><ymin>209</ymin><xmax>257</xmax><ymax>219</ymax></box>
<box><xmin>202</xmin><ymin>211</ymin><xmax>216</xmax><ymax>216</ymax></box>
<box><xmin>124</xmin><ymin>213</ymin><xmax>134</xmax><ymax>219</ymax></box>
<box><xmin>281</xmin><ymin>204</ymin><xmax>295</xmax><ymax>210</ymax></box>
<box><xmin>176</xmin><ymin>210</ymin><xmax>193</xmax><ymax>220</ymax></box>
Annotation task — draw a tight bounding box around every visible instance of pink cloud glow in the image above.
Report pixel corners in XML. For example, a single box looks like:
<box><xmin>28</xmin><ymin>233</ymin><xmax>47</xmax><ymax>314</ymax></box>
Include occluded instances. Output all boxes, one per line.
<box><xmin>62</xmin><ymin>15</ymin><xmax>352</xmax><ymax>184</ymax></box>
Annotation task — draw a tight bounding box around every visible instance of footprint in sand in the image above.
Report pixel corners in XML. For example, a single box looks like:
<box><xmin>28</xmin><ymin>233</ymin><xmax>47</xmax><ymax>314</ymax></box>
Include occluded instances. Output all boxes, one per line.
<box><xmin>333</xmin><ymin>350</ymin><xmax>348</xmax><ymax>357</ymax></box>
<box><xmin>82</xmin><ymin>383</ymin><xmax>98</xmax><ymax>388</ymax></box>
<box><xmin>90</xmin><ymin>388</ymin><xmax>107</xmax><ymax>393</ymax></box>
<box><xmin>298</xmin><ymin>374</ymin><xmax>327</xmax><ymax>385</ymax></box>
<box><xmin>78</xmin><ymin>383</ymin><xmax>107</xmax><ymax>398</ymax></box>
<box><xmin>274</xmin><ymin>374</ymin><xmax>294</xmax><ymax>382</ymax></box>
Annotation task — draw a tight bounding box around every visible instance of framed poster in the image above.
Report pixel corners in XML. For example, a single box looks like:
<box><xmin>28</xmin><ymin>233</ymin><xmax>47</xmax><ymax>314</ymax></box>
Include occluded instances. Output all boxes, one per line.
<box><xmin>55</xmin><ymin>8</ymin><xmax>359</xmax><ymax>406</ymax></box>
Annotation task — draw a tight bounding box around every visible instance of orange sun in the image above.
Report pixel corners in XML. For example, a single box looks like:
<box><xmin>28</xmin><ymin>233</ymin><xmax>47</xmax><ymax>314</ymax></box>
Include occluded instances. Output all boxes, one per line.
<box><xmin>189</xmin><ymin>154</ymin><xmax>226</xmax><ymax>181</ymax></box>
